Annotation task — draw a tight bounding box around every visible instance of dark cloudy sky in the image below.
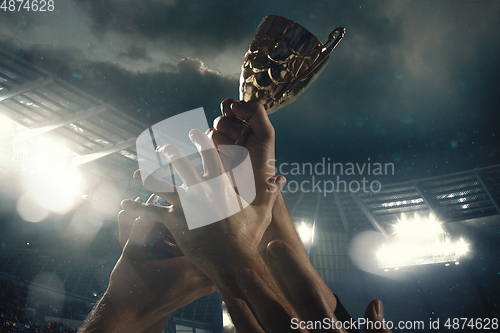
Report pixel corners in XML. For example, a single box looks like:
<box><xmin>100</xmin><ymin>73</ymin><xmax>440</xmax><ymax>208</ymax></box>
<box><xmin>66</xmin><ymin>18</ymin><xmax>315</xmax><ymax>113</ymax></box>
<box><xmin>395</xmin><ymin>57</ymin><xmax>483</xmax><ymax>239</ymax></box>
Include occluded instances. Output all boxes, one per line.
<box><xmin>1</xmin><ymin>0</ymin><xmax>499</xmax><ymax>183</ymax></box>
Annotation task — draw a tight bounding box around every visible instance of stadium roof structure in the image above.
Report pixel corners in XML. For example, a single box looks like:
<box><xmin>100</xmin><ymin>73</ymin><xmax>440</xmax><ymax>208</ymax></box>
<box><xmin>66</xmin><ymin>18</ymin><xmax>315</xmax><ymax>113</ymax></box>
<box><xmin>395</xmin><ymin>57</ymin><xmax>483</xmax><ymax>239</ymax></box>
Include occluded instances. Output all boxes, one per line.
<box><xmin>1</xmin><ymin>48</ymin><xmax>499</xmax><ymax>331</ymax></box>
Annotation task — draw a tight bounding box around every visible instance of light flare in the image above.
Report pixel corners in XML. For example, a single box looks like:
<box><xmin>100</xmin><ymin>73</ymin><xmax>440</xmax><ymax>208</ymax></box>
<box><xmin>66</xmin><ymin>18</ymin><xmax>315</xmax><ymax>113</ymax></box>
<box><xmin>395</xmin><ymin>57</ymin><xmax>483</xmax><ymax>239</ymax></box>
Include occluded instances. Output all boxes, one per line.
<box><xmin>376</xmin><ymin>213</ymin><xmax>470</xmax><ymax>269</ymax></box>
<box><xmin>16</xmin><ymin>136</ymin><xmax>82</xmax><ymax>217</ymax></box>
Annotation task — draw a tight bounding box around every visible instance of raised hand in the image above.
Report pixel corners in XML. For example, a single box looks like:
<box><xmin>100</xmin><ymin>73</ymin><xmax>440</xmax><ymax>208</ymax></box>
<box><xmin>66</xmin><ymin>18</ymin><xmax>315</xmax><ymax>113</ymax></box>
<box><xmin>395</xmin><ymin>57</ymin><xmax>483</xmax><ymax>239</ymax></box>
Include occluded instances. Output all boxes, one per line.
<box><xmin>121</xmin><ymin>128</ymin><xmax>286</xmax><ymax>307</ymax></box>
<box><xmin>79</xmin><ymin>195</ymin><xmax>216</xmax><ymax>333</ymax></box>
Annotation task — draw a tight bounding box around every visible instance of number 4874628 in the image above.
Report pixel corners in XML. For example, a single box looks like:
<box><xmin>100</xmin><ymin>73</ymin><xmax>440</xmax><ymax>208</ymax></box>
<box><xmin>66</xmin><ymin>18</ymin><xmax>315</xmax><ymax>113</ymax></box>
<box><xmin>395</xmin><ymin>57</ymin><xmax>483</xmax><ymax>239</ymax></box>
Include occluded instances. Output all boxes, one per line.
<box><xmin>444</xmin><ymin>317</ymin><xmax>498</xmax><ymax>330</ymax></box>
<box><xmin>1</xmin><ymin>0</ymin><xmax>55</xmax><ymax>11</ymax></box>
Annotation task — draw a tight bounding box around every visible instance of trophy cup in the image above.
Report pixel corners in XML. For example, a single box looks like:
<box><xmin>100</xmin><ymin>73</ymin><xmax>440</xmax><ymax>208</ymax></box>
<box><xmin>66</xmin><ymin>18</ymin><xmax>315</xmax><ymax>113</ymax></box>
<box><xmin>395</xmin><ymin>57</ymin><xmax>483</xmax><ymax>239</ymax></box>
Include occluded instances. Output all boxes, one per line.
<box><xmin>235</xmin><ymin>15</ymin><xmax>345</xmax><ymax>144</ymax></box>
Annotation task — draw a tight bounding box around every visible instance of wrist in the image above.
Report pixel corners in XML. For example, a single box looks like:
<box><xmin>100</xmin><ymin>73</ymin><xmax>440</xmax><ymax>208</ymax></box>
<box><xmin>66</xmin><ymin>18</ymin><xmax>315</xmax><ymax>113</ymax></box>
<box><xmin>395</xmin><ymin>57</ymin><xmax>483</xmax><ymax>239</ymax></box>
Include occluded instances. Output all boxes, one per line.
<box><xmin>186</xmin><ymin>228</ymin><xmax>260</xmax><ymax>265</ymax></box>
<box><xmin>190</xmin><ymin>238</ymin><xmax>259</xmax><ymax>272</ymax></box>
<box><xmin>188</xmin><ymin>242</ymin><xmax>264</xmax><ymax>300</ymax></box>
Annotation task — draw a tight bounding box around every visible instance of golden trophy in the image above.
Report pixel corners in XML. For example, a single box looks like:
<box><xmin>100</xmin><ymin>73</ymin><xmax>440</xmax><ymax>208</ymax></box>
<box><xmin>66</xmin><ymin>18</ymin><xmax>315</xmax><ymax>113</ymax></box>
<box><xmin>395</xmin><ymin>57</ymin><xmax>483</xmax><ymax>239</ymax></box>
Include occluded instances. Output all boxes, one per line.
<box><xmin>236</xmin><ymin>15</ymin><xmax>345</xmax><ymax>144</ymax></box>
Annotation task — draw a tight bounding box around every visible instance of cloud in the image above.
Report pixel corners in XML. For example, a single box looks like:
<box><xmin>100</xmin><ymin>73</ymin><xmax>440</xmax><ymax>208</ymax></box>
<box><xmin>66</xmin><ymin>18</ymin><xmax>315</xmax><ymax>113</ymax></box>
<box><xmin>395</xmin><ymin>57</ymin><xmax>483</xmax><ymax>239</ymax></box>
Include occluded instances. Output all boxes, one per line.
<box><xmin>51</xmin><ymin>56</ymin><xmax>237</xmax><ymax>125</ymax></box>
<box><xmin>119</xmin><ymin>46</ymin><xmax>153</xmax><ymax>62</ymax></box>
<box><xmin>77</xmin><ymin>0</ymin><xmax>255</xmax><ymax>47</ymax></box>
<box><xmin>1</xmin><ymin>0</ymin><xmax>248</xmax><ymax>76</ymax></box>
<box><xmin>177</xmin><ymin>58</ymin><xmax>221</xmax><ymax>76</ymax></box>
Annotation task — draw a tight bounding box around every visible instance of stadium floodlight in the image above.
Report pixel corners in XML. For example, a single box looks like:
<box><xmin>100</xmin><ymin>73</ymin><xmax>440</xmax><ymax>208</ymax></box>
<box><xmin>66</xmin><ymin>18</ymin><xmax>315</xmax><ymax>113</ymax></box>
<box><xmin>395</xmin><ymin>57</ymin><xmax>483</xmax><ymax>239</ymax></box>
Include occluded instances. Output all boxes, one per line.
<box><xmin>296</xmin><ymin>221</ymin><xmax>314</xmax><ymax>245</ymax></box>
<box><xmin>14</xmin><ymin>135</ymin><xmax>82</xmax><ymax>216</ymax></box>
<box><xmin>376</xmin><ymin>213</ymin><xmax>469</xmax><ymax>269</ymax></box>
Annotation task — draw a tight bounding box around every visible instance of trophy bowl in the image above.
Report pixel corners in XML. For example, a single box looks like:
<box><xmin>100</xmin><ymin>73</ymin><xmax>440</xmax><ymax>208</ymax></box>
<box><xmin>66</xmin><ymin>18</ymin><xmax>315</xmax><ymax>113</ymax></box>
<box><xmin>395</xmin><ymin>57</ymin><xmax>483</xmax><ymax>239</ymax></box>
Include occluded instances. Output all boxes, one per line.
<box><xmin>235</xmin><ymin>15</ymin><xmax>345</xmax><ymax>144</ymax></box>
<box><xmin>240</xmin><ymin>15</ymin><xmax>345</xmax><ymax>113</ymax></box>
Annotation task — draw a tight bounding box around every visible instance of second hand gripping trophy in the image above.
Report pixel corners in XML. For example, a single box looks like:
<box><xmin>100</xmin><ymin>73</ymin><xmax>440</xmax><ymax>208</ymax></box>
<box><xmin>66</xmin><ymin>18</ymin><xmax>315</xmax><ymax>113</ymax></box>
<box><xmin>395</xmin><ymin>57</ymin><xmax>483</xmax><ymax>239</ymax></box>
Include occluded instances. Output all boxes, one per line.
<box><xmin>236</xmin><ymin>15</ymin><xmax>345</xmax><ymax>145</ymax></box>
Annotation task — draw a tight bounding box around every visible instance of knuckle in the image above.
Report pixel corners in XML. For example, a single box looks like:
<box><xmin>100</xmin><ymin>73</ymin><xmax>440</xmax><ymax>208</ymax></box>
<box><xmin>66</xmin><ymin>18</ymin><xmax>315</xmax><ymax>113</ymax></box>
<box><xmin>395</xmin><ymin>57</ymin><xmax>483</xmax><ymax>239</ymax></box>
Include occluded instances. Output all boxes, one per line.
<box><xmin>118</xmin><ymin>210</ymin><xmax>133</xmax><ymax>223</ymax></box>
<box><xmin>118</xmin><ymin>210</ymin><xmax>126</xmax><ymax>220</ymax></box>
<box><xmin>213</xmin><ymin>116</ymin><xmax>223</xmax><ymax>128</ymax></box>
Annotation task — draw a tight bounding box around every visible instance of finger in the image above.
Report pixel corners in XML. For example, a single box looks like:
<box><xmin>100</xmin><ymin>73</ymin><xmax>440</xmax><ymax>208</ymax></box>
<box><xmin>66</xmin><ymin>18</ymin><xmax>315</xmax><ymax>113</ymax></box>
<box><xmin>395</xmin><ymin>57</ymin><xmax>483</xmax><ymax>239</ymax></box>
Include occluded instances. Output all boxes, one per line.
<box><xmin>150</xmin><ymin>215</ymin><xmax>174</xmax><ymax>239</ymax></box>
<box><xmin>158</xmin><ymin>144</ymin><xmax>203</xmax><ymax>187</ymax></box>
<box><xmin>133</xmin><ymin>169</ymin><xmax>177</xmax><ymax>198</ymax></box>
<box><xmin>118</xmin><ymin>210</ymin><xmax>134</xmax><ymax>248</ymax></box>
<box><xmin>208</xmin><ymin>128</ymin><xmax>236</xmax><ymax>153</ymax></box>
<box><xmin>133</xmin><ymin>170</ymin><xmax>179</xmax><ymax>206</ymax></box>
<box><xmin>364</xmin><ymin>300</ymin><xmax>392</xmax><ymax>333</ymax></box>
<box><xmin>148</xmin><ymin>222</ymin><xmax>184</xmax><ymax>257</ymax></box>
<box><xmin>189</xmin><ymin>129</ymin><xmax>221</xmax><ymax>178</ymax></box>
<box><xmin>121</xmin><ymin>199</ymin><xmax>179</xmax><ymax>228</ymax></box>
<box><xmin>220</xmin><ymin>98</ymin><xmax>238</xmax><ymax>117</ymax></box>
<box><xmin>235</xmin><ymin>269</ymin><xmax>295</xmax><ymax>333</ymax></box>
<box><xmin>266</xmin><ymin>240</ymin><xmax>335</xmax><ymax>322</ymax></box>
<box><xmin>215</xmin><ymin>116</ymin><xmax>249</xmax><ymax>142</ymax></box>
<box><xmin>147</xmin><ymin>193</ymin><xmax>181</xmax><ymax>252</ymax></box>
<box><xmin>122</xmin><ymin>216</ymin><xmax>156</xmax><ymax>261</ymax></box>
<box><xmin>118</xmin><ymin>197</ymin><xmax>143</xmax><ymax>248</ymax></box>
<box><xmin>231</xmin><ymin>101</ymin><xmax>274</xmax><ymax>141</ymax></box>
<box><xmin>207</xmin><ymin>128</ymin><xmax>239</xmax><ymax>173</ymax></box>
<box><xmin>227</xmin><ymin>298</ymin><xmax>265</xmax><ymax>333</ymax></box>
<box><xmin>128</xmin><ymin>217</ymin><xmax>156</xmax><ymax>247</ymax></box>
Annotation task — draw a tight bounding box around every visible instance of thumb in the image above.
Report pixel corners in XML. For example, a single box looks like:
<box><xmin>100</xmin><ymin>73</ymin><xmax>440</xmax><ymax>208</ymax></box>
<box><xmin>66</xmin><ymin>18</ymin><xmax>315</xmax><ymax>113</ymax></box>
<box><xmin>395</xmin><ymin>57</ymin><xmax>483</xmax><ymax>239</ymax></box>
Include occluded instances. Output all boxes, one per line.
<box><xmin>252</xmin><ymin>175</ymin><xmax>286</xmax><ymax>209</ymax></box>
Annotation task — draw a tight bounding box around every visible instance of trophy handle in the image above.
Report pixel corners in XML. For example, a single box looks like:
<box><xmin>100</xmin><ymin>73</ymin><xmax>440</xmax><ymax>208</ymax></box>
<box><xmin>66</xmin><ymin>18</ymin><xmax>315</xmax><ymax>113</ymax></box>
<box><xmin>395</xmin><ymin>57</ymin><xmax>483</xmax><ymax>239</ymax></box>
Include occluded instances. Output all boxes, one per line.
<box><xmin>295</xmin><ymin>26</ymin><xmax>346</xmax><ymax>83</ymax></box>
<box><xmin>324</xmin><ymin>27</ymin><xmax>347</xmax><ymax>55</ymax></box>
